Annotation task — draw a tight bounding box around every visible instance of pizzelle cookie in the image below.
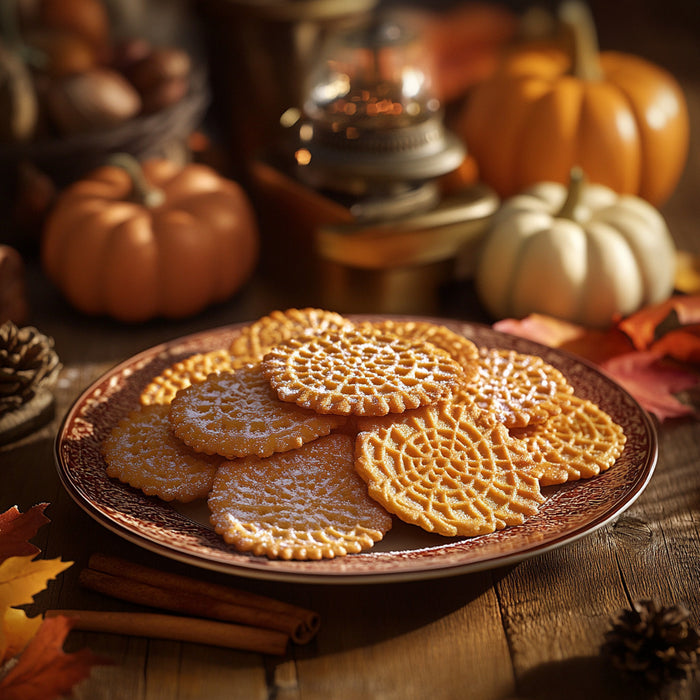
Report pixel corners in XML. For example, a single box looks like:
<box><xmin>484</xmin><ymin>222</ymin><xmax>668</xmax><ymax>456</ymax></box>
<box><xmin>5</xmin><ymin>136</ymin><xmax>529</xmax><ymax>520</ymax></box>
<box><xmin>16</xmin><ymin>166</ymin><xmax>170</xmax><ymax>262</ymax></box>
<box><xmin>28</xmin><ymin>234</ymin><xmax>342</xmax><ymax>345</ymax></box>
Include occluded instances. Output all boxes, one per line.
<box><xmin>465</xmin><ymin>348</ymin><xmax>574</xmax><ymax>428</ymax></box>
<box><xmin>208</xmin><ymin>433</ymin><xmax>393</xmax><ymax>560</ymax></box>
<box><xmin>140</xmin><ymin>349</ymin><xmax>243</xmax><ymax>406</ymax></box>
<box><xmin>261</xmin><ymin>326</ymin><xmax>466</xmax><ymax>416</ymax></box>
<box><xmin>358</xmin><ymin>319</ymin><xmax>479</xmax><ymax>381</ymax></box>
<box><xmin>509</xmin><ymin>394</ymin><xmax>627</xmax><ymax>486</ymax></box>
<box><xmin>101</xmin><ymin>404</ymin><xmax>221</xmax><ymax>502</ymax></box>
<box><xmin>230</xmin><ymin>307</ymin><xmax>353</xmax><ymax>362</ymax></box>
<box><xmin>355</xmin><ymin>402</ymin><xmax>545</xmax><ymax>537</ymax></box>
<box><xmin>169</xmin><ymin>364</ymin><xmax>347</xmax><ymax>459</ymax></box>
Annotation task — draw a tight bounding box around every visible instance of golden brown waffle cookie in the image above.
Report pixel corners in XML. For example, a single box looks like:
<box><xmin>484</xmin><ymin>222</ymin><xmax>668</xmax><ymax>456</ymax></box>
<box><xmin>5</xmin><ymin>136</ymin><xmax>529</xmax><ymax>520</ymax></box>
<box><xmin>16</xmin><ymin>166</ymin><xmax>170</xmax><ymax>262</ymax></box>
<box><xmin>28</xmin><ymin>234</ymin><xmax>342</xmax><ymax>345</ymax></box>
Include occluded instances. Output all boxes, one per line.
<box><xmin>169</xmin><ymin>364</ymin><xmax>347</xmax><ymax>459</ymax></box>
<box><xmin>140</xmin><ymin>350</ymin><xmax>243</xmax><ymax>406</ymax></box>
<box><xmin>208</xmin><ymin>433</ymin><xmax>393</xmax><ymax>560</ymax></box>
<box><xmin>261</xmin><ymin>326</ymin><xmax>466</xmax><ymax>416</ymax></box>
<box><xmin>230</xmin><ymin>307</ymin><xmax>353</xmax><ymax>362</ymax></box>
<box><xmin>358</xmin><ymin>319</ymin><xmax>479</xmax><ymax>378</ymax></box>
<box><xmin>355</xmin><ymin>402</ymin><xmax>544</xmax><ymax>537</ymax></box>
<box><xmin>101</xmin><ymin>404</ymin><xmax>221</xmax><ymax>502</ymax></box>
<box><xmin>353</xmin><ymin>380</ymin><xmax>487</xmax><ymax>433</ymax></box>
<box><xmin>465</xmin><ymin>348</ymin><xmax>574</xmax><ymax>429</ymax></box>
<box><xmin>509</xmin><ymin>394</ymin><xmax>627</xmax><ymax>486</ymax></box>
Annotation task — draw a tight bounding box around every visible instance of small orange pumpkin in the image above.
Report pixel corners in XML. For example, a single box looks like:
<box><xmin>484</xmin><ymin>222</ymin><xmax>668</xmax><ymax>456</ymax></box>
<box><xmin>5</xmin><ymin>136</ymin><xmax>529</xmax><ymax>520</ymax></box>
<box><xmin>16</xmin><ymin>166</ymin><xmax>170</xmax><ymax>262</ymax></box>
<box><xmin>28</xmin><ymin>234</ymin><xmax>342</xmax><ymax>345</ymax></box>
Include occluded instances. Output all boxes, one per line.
<box><xmin>454</xmin><ymin>1</ymin><xmax>689</xmax><ymax>205</ymax></box>
<box><xmin>41</xmin><ymin>156</ymin><xmax>259</xmax><ymax>322</ymax></box>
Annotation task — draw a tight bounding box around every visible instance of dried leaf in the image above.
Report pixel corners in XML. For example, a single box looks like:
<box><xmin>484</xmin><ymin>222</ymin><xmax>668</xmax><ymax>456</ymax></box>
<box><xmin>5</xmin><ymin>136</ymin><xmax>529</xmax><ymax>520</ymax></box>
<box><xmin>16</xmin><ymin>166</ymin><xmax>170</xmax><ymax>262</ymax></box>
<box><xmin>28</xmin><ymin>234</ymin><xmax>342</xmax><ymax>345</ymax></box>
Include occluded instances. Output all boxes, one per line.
<box><xmin>650</xmin><ymin>325</ymin><xmax>700</xmax><ymax>364</ymax></box>
<box><xmin>0</xmin><ymin>506</ymin><xmax>107</xmax><ymax>698</ymax></box>
<box><xmin>1</xmin><ymin>608</ymin><xmax>42</xmax><ymax>661</ymax></box>
<box><xmin>0</xmin><ymin>505</ymin><xmax>49</xmax><ymax>563</ymax></box>
<box><xmin>494</xmin><ymin>315</ymin><xmax>633</xmax><ymax>364</ymax></box>
<box><xmin>618</xmin><ymin>295</ymin><xmax>700</xmax><ymax>351</ymax></box>
<box><xmin>0</xmin><ymin>556</ymin><xmax>72</xmax><ymax>609</ymax></box>
<box><xmin>494</xmin><ymin>314</ymin><xmax>587</xmax><ymax>348</ymax></box>
<box><xmin>600</xmin><ymin>352</ymin><xmax>698</xmax><ymax>421</ymax></box>
<box><xmin>0</xmin><ymin>555</ymin><xmax>72</xmax><ymax>664</ymax></box>
<box><xmin>0</xmin><ymin>615</ymin><xmax>108</xmax><ymax>700</ymax></box>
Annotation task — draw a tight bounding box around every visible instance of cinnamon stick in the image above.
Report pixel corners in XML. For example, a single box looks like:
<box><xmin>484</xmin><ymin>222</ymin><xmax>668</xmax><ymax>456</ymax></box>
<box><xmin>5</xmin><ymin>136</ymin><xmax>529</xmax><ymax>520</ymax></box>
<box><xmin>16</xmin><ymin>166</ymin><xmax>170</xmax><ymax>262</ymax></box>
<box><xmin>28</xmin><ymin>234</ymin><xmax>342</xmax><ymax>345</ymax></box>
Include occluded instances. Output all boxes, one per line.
<box><xmin>83</xmin><ymin>553</ymin><xmax>320</xmax><ymax>644</ymax></box>
<box><xmin>46</xmin><ymin>610</ymin><xmax>288</xmax><ymax>656</ymax></box>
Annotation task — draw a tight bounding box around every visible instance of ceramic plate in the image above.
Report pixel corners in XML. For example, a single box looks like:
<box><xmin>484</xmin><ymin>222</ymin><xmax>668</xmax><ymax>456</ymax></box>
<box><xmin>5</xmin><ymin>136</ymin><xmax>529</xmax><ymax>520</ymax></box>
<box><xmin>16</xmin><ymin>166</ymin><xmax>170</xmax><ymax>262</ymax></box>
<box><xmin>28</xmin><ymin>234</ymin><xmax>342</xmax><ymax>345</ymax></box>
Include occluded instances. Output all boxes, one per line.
<box><xmin>54</xmin><ymin>317</ymin><xmax>657</xmax><ymax>584</ymax></box>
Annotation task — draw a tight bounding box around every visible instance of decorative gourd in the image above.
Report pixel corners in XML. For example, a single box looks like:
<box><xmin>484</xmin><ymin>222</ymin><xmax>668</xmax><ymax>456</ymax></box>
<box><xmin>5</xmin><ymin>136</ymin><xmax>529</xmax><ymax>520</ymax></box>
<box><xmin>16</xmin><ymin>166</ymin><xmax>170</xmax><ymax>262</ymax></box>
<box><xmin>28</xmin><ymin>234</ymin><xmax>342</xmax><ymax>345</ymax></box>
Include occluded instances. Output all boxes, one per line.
<box><xmin>475</xmin><ymin>168</ymin><xmax>677</xmax><ymax>327</ymax></box>
<box><xmin>41</xmin><ymin>156</ymin><xmax>259</xmax><ymax>322</ymax></box>
<box><xmin>455</xmin><ymin>1</ymin><xmax>689</xmax><ymax>206</ymax></box>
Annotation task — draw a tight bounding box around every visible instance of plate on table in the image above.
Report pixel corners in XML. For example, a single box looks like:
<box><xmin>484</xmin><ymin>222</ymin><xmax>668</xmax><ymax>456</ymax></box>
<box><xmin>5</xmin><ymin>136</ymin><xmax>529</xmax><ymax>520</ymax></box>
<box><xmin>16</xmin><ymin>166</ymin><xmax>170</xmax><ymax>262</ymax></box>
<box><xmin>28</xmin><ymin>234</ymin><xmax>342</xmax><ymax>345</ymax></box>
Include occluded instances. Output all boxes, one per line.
<box><xmin>54</xmin><ymin>316</ymin><xmax>657</xmax><ymax>584</ymax></box>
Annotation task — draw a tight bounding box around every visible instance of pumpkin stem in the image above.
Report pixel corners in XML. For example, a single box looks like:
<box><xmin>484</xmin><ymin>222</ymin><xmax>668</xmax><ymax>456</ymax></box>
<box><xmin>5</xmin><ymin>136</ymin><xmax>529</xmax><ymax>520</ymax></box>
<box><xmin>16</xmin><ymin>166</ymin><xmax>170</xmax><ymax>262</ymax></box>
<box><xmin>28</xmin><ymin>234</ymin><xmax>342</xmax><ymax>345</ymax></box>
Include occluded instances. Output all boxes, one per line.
<box><xmin>107</xmin><ymin>153</ymin><xmax>166</xmax><ymax>208</ymax></box>
<box><xmin>559</xmin><ymin>0</ymin><xmax>602</xmax><ymax>81</ymax></box>
<box><xmin>557</xmin><ymin>167</ymin><xmax>586</xmax><ymax>220</ymax></box>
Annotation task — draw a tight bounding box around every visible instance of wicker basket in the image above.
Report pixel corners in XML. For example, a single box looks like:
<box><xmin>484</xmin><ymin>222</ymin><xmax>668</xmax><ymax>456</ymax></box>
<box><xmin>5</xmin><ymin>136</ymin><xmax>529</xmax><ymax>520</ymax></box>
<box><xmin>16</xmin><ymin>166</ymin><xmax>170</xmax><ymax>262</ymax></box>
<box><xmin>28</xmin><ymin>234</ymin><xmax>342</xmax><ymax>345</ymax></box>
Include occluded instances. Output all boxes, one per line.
<box><xmin>0</xmin><ymin>65</ymin><xmax>210</xmax><ymax>189</ymax></box>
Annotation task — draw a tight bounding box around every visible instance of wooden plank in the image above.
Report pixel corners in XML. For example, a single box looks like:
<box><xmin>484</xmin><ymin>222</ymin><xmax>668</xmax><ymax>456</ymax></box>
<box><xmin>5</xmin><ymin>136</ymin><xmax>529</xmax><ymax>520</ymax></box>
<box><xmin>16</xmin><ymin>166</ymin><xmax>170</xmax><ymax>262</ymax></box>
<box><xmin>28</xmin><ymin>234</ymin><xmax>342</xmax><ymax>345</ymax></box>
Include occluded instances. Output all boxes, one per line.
<box><xmin>496</xmin><ymin>417</ymin><xmax>700</xmax><ymax>699</ymax></box>
<box><xmin>293</xmin><ymin>573</ymin><xmax>515</xmax><ymax>700</ymax></box>
<box><xmin>70</xmin><ymin>635</ymin><xmax>148</xmax><ymax>700</ymax></box>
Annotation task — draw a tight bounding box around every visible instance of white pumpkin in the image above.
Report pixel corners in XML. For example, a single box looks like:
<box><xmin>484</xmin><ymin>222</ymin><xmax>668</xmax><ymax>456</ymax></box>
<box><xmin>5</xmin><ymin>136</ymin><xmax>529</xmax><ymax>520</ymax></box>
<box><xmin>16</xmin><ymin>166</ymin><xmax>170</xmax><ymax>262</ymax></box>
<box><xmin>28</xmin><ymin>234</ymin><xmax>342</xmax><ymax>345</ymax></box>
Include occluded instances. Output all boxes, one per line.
<box><xmin>475</xmin><ymin>169</ymin><xmax>677</xmax><ymax>327</ymax></box>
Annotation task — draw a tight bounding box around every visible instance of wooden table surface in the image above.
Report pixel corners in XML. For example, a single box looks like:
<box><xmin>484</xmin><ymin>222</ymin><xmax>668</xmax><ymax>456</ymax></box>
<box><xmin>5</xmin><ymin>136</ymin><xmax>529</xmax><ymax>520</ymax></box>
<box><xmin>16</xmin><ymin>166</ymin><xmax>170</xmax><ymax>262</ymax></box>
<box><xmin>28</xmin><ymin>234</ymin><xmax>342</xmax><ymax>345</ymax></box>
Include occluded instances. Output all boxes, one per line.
<box><xmin>2</xmin><ymin>4</ymin><xmax>700</xmax><ymax>699</ymax></box>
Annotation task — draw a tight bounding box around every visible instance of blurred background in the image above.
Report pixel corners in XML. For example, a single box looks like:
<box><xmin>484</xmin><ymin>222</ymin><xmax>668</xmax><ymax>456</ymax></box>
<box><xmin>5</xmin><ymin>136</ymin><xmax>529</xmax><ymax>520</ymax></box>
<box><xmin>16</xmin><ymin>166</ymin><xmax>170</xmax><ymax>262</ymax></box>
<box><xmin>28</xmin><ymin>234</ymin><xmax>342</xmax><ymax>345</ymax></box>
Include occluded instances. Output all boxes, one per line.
<box><xmin>0</xmin><ymin>0</ymin><xmax>698</xmax><ymax>324</ymax></box>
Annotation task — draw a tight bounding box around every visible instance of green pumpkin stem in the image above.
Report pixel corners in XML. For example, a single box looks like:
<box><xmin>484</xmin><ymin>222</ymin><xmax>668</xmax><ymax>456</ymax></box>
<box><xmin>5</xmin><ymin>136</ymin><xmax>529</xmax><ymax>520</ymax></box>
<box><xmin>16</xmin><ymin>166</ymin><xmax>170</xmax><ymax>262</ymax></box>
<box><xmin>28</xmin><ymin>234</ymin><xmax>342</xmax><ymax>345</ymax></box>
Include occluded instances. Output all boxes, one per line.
<box><xmin>559</xmin><ymin>0</ymin><xmax>602</xmax><ymax>81</ymax></box>
<box><xmin>107</xmin><ymin>153</ymin><xmax>166</xmax><ymax>208</ymax></box>
<box><xmin>557</xmin><ymin>167</ymin><xmax>586</xmax><ymax>220</ymax></box>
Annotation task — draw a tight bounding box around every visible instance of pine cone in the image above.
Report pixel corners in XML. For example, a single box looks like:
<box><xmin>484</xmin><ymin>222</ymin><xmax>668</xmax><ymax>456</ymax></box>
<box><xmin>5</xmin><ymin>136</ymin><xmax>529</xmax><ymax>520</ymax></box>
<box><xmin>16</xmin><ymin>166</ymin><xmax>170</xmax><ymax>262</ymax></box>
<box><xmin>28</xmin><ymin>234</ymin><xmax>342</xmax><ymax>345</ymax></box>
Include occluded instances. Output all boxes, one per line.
<box><xmin>602</xmin><ymin>599</ymin><xmax>700</xmax><ymax>685</ymax></box>
<box><xmin>0</xmin><ymin>321</ymin><xmax>61</xmax><ymax>417</ymax></box>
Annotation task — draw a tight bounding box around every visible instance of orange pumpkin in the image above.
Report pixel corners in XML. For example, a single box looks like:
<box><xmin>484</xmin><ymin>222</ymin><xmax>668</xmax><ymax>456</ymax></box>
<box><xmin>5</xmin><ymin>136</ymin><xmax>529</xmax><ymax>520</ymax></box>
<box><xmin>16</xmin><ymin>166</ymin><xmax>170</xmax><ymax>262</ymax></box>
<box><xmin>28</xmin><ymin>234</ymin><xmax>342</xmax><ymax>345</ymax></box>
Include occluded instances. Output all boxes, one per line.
<box><xmin>454</xmin><ymin>1</ymin><xmax>689</xmax><ymax>205</ymax></box>
<box><xmin>41</xmin><ymin>156</ymin><xmax>259</xmax><ymax>322</ymax></box>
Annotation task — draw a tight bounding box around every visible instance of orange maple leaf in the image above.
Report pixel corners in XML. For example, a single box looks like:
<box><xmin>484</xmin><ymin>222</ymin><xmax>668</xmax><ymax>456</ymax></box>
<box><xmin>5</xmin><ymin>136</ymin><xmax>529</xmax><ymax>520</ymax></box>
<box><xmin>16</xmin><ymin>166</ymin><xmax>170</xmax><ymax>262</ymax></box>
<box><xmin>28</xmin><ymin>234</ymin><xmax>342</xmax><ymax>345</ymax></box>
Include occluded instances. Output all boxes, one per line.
<box><xmin>0</xmin><ymin>615</ymin><xmax>110</xmax><ymax>700</ymax></box>
<box><xmin>617</xmin><ymin>295</ymin><xmax>700</xmax><ymax>351</ymax></box>
<box><xmin>649</xmin><ymin>326</ymin><xmax>700</xmax><ymax>364</ymax></box>
<box><xmin>0</xmin><ymin>505</ymin><xmax>49</xmax><ymax>563</ymax></box>
<box><xmin>494</xmin><ymin>299</ymin><xmax>700</xmax><ymax>421</ymax></box>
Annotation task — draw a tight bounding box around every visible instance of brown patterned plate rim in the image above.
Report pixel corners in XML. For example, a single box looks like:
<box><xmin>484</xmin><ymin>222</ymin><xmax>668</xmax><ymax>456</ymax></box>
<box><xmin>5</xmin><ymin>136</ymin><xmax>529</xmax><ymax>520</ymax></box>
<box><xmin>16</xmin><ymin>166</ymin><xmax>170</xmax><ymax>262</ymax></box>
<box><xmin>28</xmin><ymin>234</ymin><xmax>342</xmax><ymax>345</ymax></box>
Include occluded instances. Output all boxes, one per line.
<box><xmin>54</xmin><ymin>315</ymin><xmax>657</xmax><ymax>584</ymax></box>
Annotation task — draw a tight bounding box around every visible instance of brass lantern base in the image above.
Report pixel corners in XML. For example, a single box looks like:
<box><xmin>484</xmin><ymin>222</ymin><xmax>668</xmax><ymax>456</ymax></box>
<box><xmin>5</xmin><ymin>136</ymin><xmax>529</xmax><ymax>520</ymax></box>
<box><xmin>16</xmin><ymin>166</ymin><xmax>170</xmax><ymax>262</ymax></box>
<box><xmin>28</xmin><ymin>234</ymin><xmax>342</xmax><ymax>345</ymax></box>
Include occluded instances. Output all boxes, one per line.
<box><xmin>320</xmin><ymin>258</ymin><xmax>455</xmax><ymax>315</ymax></box>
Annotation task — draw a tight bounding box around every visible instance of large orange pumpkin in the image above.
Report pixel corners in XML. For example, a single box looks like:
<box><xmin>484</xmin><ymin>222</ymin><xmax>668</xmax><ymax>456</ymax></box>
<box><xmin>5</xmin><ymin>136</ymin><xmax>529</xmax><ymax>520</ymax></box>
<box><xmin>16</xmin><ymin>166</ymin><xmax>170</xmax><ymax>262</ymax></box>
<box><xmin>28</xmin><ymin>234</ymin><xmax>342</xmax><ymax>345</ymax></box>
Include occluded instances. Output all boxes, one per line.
<box><xmin>41</xmin><ymin>156</ymin><xmax>259</xmax><ymax>322</ymax></box>
<box><xmin>454</xmin><ymin>1</ymin><xmax>689</xmax><ymax>205</ymax></box>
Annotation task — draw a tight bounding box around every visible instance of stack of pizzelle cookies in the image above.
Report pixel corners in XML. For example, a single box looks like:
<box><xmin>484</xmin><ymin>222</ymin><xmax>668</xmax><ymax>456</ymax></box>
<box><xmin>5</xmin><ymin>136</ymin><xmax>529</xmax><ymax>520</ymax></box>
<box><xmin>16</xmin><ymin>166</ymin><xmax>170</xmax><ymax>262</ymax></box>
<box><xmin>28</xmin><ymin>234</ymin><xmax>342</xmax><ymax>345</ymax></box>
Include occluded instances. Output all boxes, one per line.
<box><xmin>101</xmin><ymin>308</ymin><xmax>627</xmax><ymax>561</ymax></box>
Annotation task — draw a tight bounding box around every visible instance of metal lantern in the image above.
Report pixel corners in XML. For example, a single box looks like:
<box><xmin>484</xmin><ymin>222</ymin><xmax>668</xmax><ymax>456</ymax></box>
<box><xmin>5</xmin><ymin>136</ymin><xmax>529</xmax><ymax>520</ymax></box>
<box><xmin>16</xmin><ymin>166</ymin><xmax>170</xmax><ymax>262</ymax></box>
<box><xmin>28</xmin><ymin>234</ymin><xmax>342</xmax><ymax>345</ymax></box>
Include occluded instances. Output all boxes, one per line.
<box><xmin>293</xmin><ymin>11</ymin><xmax>467</xmax><ymax>221</ymax></box>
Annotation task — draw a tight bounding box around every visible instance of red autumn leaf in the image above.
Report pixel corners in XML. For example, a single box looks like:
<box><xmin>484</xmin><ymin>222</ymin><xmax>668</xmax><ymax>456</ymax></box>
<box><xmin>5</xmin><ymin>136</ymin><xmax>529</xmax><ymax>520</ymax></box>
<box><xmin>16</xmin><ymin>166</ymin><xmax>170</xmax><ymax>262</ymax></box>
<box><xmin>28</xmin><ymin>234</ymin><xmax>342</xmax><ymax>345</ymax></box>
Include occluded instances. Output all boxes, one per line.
<box><xmin>0</xmin><ymin>505</ymin><xmax>49</xmax><ymax>564</ymax></box>
<box><xmin>494</xmin><ymin>315</ymin><xmax>633</xmax><ymax>364</ymax></box>
<box><xmin>0</xmin><ymin>615</ymin><xmax>110</xmax><ymax>700</ymax></box>
<box><xmin>600</xmin><ymin>352</ymin><xmax>699</xmax><ymax>422</ymax></box>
